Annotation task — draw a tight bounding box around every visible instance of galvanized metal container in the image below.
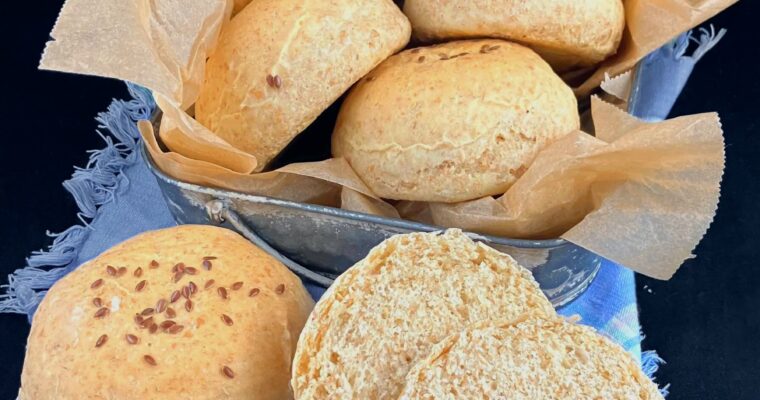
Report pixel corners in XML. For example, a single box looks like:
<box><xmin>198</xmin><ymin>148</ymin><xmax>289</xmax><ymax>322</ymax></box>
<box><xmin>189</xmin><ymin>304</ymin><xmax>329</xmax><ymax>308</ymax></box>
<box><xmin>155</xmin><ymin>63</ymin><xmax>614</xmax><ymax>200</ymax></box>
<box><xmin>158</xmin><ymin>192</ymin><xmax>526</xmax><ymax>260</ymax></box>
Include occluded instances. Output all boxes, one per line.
<box><xmin>142</xmin><ymin>145</ymin><xmax>602</xmax><ymax>307</ymax></box>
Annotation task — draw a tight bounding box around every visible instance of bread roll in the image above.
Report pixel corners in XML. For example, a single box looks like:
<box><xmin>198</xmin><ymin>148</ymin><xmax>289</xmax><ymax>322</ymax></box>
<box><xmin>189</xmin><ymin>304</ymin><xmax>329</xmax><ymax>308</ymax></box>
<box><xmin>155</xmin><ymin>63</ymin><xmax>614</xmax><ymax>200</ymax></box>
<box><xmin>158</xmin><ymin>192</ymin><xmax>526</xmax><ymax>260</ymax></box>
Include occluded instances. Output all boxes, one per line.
<box><xmin>196</xmin><ymin>0</ymin><xmax>411</xmax><ymax>171</ymax></box>
<box><xmin>399</xmin><ymin>316</ymin><xmax>664</xmax><ymax>399</ymax></box>
<box><xmin>332</xmin><ymin>40</ymin><xmax>579</xmax><ymax>202</ymax></box>
<box><xmin>403</xmin><ymin>0</ymin><xmax>625</xmax><ymax>70</ymax></box>
<box><xmin>292</xmin><ymin>229</ymin><xmax>554</xmax><ymax>399</ymax></box>
<box><xmin>19</xmin><ymin>225</ymin><xmax>314</xmax><ymax>400</ymax></box>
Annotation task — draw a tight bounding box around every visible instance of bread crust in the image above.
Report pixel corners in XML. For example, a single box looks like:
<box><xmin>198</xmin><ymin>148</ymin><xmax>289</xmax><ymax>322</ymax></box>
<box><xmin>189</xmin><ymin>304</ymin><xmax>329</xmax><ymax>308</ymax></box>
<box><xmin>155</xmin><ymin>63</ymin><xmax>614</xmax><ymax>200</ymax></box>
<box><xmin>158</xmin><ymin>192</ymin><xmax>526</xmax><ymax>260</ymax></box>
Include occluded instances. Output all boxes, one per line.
<box><xmin>403</xmin><ymin>0</ymin><xmax>625</xmax><ymax>70</ymax></box>
<box><xmin>332</xmin><ymin>40</ymin><xmax>579</xmax><ymax>202</ymax></box>
<box><xmin>196</xmin><ymin>0</ymin><xmax>411</xmax><ymax>171</ymax></box>
<box><xmin>399</xmin><ymin>316</ymin><xmax>664</xmax><ymax>400</ymax></box>
<box><xmin>19</xmin><ymin>225</ymin><xmax>314</xmax><ymax>400</ymax></box>
<box><xmin>291</xmin><ymin>229</ymin><xmax>554</xmax><ymax>399</ymax></box>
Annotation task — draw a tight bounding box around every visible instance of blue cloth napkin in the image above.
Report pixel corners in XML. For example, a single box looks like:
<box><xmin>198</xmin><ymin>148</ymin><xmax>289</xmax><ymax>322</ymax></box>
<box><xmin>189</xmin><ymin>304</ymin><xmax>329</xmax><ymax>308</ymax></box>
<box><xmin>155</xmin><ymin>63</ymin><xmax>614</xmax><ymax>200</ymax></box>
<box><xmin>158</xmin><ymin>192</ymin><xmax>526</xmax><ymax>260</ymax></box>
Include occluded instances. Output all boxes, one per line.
<box><xmin>1</xmin><ymin>28</ymin><xmax>725</xmax><ymax>395</ymax></box>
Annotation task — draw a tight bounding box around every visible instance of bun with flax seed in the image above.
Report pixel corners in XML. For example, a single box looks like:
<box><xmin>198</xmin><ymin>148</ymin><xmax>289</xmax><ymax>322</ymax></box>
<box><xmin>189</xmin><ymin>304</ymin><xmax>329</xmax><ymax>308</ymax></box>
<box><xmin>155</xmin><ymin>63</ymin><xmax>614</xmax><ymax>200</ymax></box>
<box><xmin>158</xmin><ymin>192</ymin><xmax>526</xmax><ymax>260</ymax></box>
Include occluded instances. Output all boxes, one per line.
<box><xmin>403</xmin><ymin>0</ymin><xmax>625</xmax><ymax>70</ymax></box>
<box><xmin>332</xmin><ymin>39</ymin><xmax>579</xmax><ymax>202</ymax></box>
<box><xmin>19</xmin><ymin>225</ymin><xmax>314</xmax><ymax>399</ymax></box>
<box><xmin>196</xmin><ymin>0</ymin><xmax>411</xmax><ymax>171</ymax></box>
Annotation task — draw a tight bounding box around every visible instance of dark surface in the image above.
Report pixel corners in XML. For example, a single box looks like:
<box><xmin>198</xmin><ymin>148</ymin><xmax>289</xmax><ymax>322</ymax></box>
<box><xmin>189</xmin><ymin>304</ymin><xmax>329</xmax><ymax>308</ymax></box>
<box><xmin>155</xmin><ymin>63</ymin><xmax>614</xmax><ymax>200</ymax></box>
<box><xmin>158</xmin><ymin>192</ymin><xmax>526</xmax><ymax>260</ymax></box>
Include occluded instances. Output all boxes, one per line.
<box><xmin>0</xmin><ymin>1</ymin><xmax>757</xmax><ymax>399</ymax></box>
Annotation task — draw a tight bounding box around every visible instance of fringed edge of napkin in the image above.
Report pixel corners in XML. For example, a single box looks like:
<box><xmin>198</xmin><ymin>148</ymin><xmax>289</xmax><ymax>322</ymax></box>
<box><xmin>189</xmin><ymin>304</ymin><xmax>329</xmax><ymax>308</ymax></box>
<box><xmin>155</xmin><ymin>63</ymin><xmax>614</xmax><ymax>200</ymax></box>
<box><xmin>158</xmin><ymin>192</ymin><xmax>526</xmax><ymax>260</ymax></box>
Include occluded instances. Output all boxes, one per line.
<box><xmin>0</xmin><ymin>82</ymin><xmax>154</xmax><ymax>318</ymax></box>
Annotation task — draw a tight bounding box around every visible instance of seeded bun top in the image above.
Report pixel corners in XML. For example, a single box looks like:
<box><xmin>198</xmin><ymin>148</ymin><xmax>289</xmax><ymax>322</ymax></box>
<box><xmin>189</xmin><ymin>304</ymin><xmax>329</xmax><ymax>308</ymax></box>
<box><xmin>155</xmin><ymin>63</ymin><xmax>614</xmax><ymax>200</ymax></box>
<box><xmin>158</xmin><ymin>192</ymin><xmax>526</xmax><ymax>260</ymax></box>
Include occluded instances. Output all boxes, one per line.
<box><xmin>19</xmin><ymin>225</ymin><xmax>315</xmax><ymax>400</ymax></box>
<box><xmin>332</xmin><ymin>39</ymin><xmax>579</xmax><ymax>202</ymax></box>
<box><xmin>292</xmin><ymin>229</ymin><xmax>555</xmax><ymax>399</ymax></box>
<box><xmin>399</xmin><ymin>316</ymin><xmax>664</xmax><ymax>400</ymax></box>
<box><xmin>196</xmin><ymin>0</ymin><xmax>410</xmax><ymax>171</ymax></box>
<box><xmin>402</xmin><ymin>0</ymin><xmax>625</xmax><ymax>70</ymax></box>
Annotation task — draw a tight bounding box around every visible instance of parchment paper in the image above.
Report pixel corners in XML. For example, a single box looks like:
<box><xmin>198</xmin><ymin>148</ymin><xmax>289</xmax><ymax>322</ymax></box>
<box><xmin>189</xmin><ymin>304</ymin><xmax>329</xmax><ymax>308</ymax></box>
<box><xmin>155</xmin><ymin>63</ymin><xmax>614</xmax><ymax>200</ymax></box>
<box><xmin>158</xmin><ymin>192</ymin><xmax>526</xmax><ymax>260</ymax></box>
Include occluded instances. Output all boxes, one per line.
<box><xmin>573</xmin><ymin>0</ymin><xmax>738</xmax><ymax>94</ymax></box>
<box><xmin>40</xmin><ymin>0</ymin><xmax>727</xmax><ymax>280</ymax></box>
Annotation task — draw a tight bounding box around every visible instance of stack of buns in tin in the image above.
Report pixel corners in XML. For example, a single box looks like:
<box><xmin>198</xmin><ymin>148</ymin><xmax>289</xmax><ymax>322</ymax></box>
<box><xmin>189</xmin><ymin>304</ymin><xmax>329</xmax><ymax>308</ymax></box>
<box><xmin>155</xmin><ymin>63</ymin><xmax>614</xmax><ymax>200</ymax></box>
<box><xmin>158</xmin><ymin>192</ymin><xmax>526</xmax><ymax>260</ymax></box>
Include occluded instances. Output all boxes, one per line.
<box><xmin>195</xmin><ymin>0</ymin><xmax>625</xmax><ymax>203</ymax></box>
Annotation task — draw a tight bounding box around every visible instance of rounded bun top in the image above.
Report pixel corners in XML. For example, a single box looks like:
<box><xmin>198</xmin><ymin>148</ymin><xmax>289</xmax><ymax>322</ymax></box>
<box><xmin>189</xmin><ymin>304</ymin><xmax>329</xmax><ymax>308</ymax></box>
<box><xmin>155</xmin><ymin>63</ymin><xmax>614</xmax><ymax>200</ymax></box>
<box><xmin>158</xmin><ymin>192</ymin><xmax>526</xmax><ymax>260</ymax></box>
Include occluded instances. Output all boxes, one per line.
<box><xmin>403</xmin><ymin>0</ymin><xmax>625</xmax><ymax>70</ymax></box>
<box><xmin>20</xmin><ymin>225</ymin><xmax>314</xmax><ymax>400</ymax></box>
<box><xmin>399</xmin><ymin>316</ymin><xmax>664</xmax><ymax>400</ymax></box>
<box><xmin>333</xmin><ymin>39</ymin><xmax>579</xmax><ymax>202</ymax></box>
<box><xmin>196</xmin><ymin>0</ymin><xmax>411</xmax><ymax>171</ymax></box>
<box><xmin>292</xmin><ymin>229</ymin><xmax>554</xmax><ymax>399</ymax></box>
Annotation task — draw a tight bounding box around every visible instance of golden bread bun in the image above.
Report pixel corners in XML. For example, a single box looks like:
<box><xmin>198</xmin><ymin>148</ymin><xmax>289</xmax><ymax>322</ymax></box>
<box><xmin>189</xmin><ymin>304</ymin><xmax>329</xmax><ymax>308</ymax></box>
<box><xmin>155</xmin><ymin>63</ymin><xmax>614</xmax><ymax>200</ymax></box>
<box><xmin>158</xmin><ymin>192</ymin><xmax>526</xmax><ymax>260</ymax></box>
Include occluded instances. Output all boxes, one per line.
<box><xmin>403</xmin><ymin>0</ymin><xmax>625</xmax><ymax>70</ymax></box>
<box><xmin>399</xmin><ymin>316</ymin><xmax>664</xmax><ymax>399</ymax></box>
<box><xmin>19</xmin><ymin>225</ymin><xmax>314</xmax><ymax>399</ymax></box>
<box><xmin>196</xmin><ymin>0</ymin><xmax>411</xmax><ymax>171</ymax></box>
<box><xmin>332</xmin><ymin>40</ymin><xmax>579</xmax><ymax>202</ymax></box>
<box><xmin>292</xmin><ymin>229</ymin><xmax>554</xmax><ymax>399</ymax></box>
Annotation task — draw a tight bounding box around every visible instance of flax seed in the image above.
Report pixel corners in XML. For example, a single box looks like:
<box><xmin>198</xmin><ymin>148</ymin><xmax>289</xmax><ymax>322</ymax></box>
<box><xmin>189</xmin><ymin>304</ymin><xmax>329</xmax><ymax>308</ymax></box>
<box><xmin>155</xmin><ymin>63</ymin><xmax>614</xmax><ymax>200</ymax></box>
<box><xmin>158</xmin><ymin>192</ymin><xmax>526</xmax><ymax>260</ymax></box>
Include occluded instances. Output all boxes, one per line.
<box><xmin>95</xmin><ymin>334</ymin><xmax>108</xmax><ymax>348</ymax></box>
<box><xmin>170</xmin><ymin>290</ymin><xmax>181</xmax><ymax>303</ymax></box>
<box><xmin>94</xmin><ymin>307</ymin><xmax>109</xmax><ymax>319</ymax></box>
<box><xmin>160</xmin><ymin>320</ymin><xmax>176</xmax><ymax>331</ymax></box>
<box><xmin>155</xmin><ymin>299</ymin><xmax>167</xmax><ymax>314</ymax></box>
<box><xmin>168</xmin><ymin>324</ymin><xmax>184</xmax><ymax>334</ymax></box>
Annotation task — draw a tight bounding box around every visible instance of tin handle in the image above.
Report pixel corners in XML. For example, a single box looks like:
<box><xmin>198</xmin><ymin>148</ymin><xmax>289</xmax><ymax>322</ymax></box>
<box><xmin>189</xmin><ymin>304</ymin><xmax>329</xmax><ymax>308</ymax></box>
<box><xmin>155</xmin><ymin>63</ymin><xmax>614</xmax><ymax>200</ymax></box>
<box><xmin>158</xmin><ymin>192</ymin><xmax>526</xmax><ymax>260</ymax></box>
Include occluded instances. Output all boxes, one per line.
<box><xmin>205</xmin><ymin>200</ymin><xmax>335</xmax><ymax>287</ymax></box>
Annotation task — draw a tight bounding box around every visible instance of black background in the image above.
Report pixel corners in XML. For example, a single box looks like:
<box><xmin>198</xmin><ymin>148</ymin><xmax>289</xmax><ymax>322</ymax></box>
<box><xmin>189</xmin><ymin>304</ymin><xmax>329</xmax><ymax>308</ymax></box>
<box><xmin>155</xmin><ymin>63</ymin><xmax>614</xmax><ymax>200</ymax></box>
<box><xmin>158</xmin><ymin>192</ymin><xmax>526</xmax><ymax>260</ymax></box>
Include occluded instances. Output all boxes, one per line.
<box><xmin>1</xmin><ymin>1</ymin><xmax>758</xmax><ymax>399</ymax></box>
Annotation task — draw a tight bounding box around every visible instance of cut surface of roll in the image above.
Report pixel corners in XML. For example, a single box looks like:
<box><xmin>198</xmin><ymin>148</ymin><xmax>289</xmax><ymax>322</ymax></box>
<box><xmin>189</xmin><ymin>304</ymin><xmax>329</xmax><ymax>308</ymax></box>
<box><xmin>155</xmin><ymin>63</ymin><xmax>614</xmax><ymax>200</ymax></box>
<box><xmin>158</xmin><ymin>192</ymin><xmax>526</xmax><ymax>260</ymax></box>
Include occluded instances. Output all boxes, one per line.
<box><xmin>292</xmin><ymin>229</ymin><xmax>555</xmax><ymax>399</ymax></box>
<box><xmin>19</xmin><ymin>225</ymin><xmax>315</xmax><ymax>400</ymax></box>
<box><xmin>333</xmin><ymin>39</ymin><xmax>579</xmax><ymax>202</ymax></box>
<box><xmin>399</xmin><ymin>316</ymin><xmax>664</xmax><ymax>400</ymax></box>
<box><xmin>196</xmin><ymin>0</ymin><xmax>411</xmax><ymax>171</ymax></box>
<box><xmin>403</xmin><ymin>0</ymin><xmax>625</xmax><ymax>70</ymax></box>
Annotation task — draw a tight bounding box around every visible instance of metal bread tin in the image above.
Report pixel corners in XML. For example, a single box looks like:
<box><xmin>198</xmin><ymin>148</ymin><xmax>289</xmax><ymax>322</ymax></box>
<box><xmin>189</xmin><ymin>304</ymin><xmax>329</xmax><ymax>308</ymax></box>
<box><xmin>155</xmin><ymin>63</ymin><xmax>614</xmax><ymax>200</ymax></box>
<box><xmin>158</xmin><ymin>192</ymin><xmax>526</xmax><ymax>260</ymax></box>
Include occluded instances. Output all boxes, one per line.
<box><xmin>143</xmin><ymin>146</ymin><xmax>601</xmax><ymax>307</ymax></box>
<box><xmin>139</xmin><ymin>46</ymin><xmax>671</xmax><ymax>307</ymax></box>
